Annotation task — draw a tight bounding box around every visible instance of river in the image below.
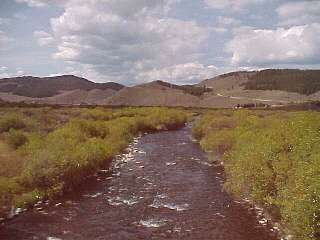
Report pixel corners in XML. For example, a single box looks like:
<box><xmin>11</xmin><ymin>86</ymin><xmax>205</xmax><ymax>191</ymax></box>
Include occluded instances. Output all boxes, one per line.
<box><xmin>0</xmin><ymin>124</ymin><xmax>279</xmax><ymax>240</ymax></box>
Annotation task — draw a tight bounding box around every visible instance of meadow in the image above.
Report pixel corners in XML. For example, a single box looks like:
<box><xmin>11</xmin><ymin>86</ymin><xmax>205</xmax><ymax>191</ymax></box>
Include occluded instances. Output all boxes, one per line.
<box><xmin>193</xmin><ymin>109</ymin><xmax>320</xmax><ymax>240</ymax></box>
<box><xmin>0</xmin><ymin>106</ymin><xmax>189</xmax><ymax>217</ymax></box>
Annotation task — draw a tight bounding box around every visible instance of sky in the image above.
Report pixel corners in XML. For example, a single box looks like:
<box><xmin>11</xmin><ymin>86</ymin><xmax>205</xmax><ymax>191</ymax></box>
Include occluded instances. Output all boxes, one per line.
<box><xmin>0</xmin><ymin>0</ymin><xmax>319</xmax><ymax>85</ymax></box>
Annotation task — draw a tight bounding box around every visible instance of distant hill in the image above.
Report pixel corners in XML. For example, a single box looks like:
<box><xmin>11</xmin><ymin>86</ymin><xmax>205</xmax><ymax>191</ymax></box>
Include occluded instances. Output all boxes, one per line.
<box><xmin>0</xmin><ymin>75</ymin><xmax>124</xmax><ymax>98</ymax></box>
<box><xmin>198</xmin><ymin>69</ymin><xmax>320</xmax><ymax>106</ymax></box>
<box><xmin>152</xmin><ymin>80</ymin><xmax>212</xmax><ymax>96</ymax></box>
<box><xmin>243</xmin><ymin>69</ymin><xmax>320</xmax><ymax>95</ymax></box>
<box><xmin>0</xmin><ymin>69</ymin><xmax>319</xmax><ymax>108</ymax></box>
<box><xmin>106</xmin><ymin>80</ymin><xmax>202</xmax><ymax>107</ymax></box>
<box><xmin>199</xmin><ymin>71</ymin><xmax>256</xmax><ymax>92</ymax></box>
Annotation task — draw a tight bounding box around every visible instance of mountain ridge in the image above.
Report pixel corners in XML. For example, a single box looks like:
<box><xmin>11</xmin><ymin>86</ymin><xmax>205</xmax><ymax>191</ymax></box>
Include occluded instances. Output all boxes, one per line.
<box><xmin>0</xmin><ymin>69</ymin><xmax>319</xmax><ymax>107</ymax></box>
<box><xmin>0</xmin><ymin>75</ymin><xmax>124</xmax><ymax>98</ymax></box>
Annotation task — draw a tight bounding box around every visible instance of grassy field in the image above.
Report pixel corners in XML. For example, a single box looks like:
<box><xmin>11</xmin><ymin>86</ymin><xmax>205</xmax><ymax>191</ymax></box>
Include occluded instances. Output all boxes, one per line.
<box><xmin>0</xmin><ymin>106</ymin><xmax>190</xmax><ymax>217</ymax></box>
<box><xmin>192</xmin><ymin>109</ymin><xmax>320</xmax><ymax>240</ymax></box>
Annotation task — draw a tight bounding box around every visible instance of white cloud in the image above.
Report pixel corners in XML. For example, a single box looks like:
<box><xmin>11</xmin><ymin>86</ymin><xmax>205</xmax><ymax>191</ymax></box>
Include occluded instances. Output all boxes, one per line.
<box><xmin>0</xmin><ymin>67</ymin><xmax>25</xmax><ymax>79</ymax></box>
<box><xmin>33</xmin><ymin>30</ymin><xmax>55</xmax><ymax>46</ymax></box>
<box><xmin>47</xmin><ymin>0</ymin><xmax>209</xmax><ymax>84</ymax></box>
<box><xmin>0</xmin><ymin>66</ymin><xmax>8</xmax><ymax>72</ymax></box>
<box><xmin>217</xmin><ymin>16</ymin><xmax>241</xmax><ymax>25</ymax></box>
<box><xmin>212</xmin><ymin>27</ymin><xmax>228</xmax><ymax>34</ymax></box>
<box><xmin>136</xmin><ymin>62</ymin><xmax>219</xmax><ymax>84</ymax></box>
<box><xmin>225</xmin><ymin>23</ymin><xmax>320</xmax><ymax>66</ymax></box>
<box><xmin>0</xmin><ymin>73</ymin><xmax>10</xmax><ymax>78</ymax></box>
<box><xmin>277</xmin><ymin>1</ymin><xmax>320</xmax><ymax>26</ymax></box>
<box><xmin>205</xmin><ymin>0</ymin><xmax>264</xmax><ymax>11</ymax></box>
<box><xmin>16</xmin><ymin>70</ymin><xmax>25</xmax><ymax>76</ymax></box>
<box><xmin>15</xmin><ymin>0</ymin><xmax>49</xmax><ymax>7</ymax></box>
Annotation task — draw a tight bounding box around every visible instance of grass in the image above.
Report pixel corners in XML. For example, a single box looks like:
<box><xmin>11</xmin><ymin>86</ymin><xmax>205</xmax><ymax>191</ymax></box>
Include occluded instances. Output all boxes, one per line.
<box><xmin>0</xmin><ymin>106</ymin><xmax>190</xmax><ymax>217</ymax></box>
<box><xmin>0</xmin><ymin>113</ymin><xmax>26</xmax><ymax>133</ymax></box>
<box><xmin>193</xmin><ymin>109</ymin><xmax>320</xmax><ymax>240</ymax></box>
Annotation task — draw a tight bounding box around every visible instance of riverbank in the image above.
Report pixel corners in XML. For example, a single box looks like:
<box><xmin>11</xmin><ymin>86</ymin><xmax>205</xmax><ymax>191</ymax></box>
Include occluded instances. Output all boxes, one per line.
<box><xmin>192</xmin><ymin>109</ymin><xmax>320</xmax><ymax>240</ymax></box>
<box><xmin>0</xmin><ymin>106</ymin><xmax>190</xmax><ymax>219</ymax></box>
<box><xmin>0</xmin><ymin>122</ymin><xmax>278</xmax><ymax>240</ymax></box>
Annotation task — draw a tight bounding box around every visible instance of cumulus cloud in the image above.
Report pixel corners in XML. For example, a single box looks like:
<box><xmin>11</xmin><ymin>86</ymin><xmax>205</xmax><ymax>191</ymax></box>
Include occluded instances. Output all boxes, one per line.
<box><xmin>136</xmin><ymin>62</ymin><xmax>219</xmax><ymax>84</ymax></box>
<box><xmin>33</xmin><ymin>30</ymin><xmax>54</xmax><ymax>46</ymax></box>
<box><xmin>16</xmin><ymin>69</ymin><xmax>25</xmax><ymax>76</ymax></box>
<box><xmin>0</xmin><ymin>66</ymin><xmax>8</xmax><ymax>72</ymax></box>
<box><xmin>0</xmin><ymin>73</ymin><xmax>10</xmax><ymax>78</ymax></box>
<box><xmin>0</xmin><ymin>66</ymin><xmax>9</xmax><ymax>78</ymax></box>
<box><xmin>277</xmin><ymin>1</ymin><xmax>320</xmax><ymax>26</ymax></box>
<box><xmin>0</xmin><ymin>66</ymin><xmax>26</xmax><ymax>79</ymax></box>
<box><xmin>225</xmin><ymin>24</ymin><xmax>320</xmax><ymax>66</ymax></box>
<box><xmin>47</xmin><ymin>0</ymin><xmax>209</xmax><ymax>84</ymax></box>
<box><xmin>205</xmin><ymin>0</ymin><xmax>264</xmax><ymax>11</ymax></box>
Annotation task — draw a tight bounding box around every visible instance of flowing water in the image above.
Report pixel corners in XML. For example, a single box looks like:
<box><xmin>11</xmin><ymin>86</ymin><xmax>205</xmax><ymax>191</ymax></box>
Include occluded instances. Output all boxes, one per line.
<box><xmin>0</xmin><ymin>125</ymin><xmax>279</xmax><ymax>240</ymax></box>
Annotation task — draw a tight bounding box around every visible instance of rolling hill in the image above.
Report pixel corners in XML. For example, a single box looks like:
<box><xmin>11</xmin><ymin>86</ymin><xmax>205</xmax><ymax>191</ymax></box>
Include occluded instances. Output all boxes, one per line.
<box><xmin>198</xmin><ymin>69</ymin><xmax>320</xmax><ymax>106</ymax></box>
<box><xmin>199</xmin><ymin>71</ymin><xmax>256</xmax><ymax>92</ymax></box>
<box><xmin>0</xmin><ymin>75</ymin><xmax>124</xmax><ymax>105</ymax></box>
<box><xmin>105</xmin><ymin>81</ymin><xmax>203</xmax><ymax>107</ymax></box>
<box><xmin>0</xmin><ymin>69</ymin><xmax>319</xmax><ymax>108</ymax></box>
<box><xmin>243</xmin><ymin>69</ymin><xmax>320</xmax><ymax>95</ymax></box>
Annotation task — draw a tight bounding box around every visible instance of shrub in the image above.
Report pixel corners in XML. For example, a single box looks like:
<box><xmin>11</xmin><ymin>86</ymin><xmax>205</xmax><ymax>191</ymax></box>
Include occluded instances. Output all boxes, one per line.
<box><xmin>194</xmin><ymin>110</ymin><xmax>320</xmax><ymax>240</ymax></box>
<box><xmin>20</xmin><ymin>107</ymin><xmax>188</xmax><ymax>195</ymax></box>
<box><xmin>13</xmin><ymin>190</ymin><xmax>43</xmax><ymax>208</ymax></box>
<box><xmin>0</xmin><ymin>177</ymin><xmax>20</xmax><ymax>208</ymax></box>
<box><xmin>79</xmin><ymin>108</ymin><xmax>112</xmax><ymax>121</ymax></box>
<box><xmin>200</xmin><ymin>129</ymin><xmax>234</xmax><ymax>153</ymax></box>
<box><xmin>5</xmin><ymin>129</ymin><xmax>27</xmax><ymax>149</ymax></box>
<box><xmin>0</xmin><ymin>114</ymin><xmax>26</xmax><ymax>133</ymax></box>
<box><xmin>0</xmin><ymin>107</ymin><xmax>189</xmax><ymax>217</ymax></box>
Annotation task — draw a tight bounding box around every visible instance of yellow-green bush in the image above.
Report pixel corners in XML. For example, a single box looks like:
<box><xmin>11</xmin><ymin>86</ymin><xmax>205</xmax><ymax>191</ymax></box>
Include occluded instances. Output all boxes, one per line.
<box><xmin>0</xmin><ymin>177</ymin><xmax>21</xmax><ymax>208</ymax></box>
<box><xmin>200</xmin><ymin>129</ymin><xmax>234</xmax><ymax>153</ymax></box>
<box><xmin>14</xmin><ymin>190</ymin><xmax>43</xmax><ymax>208</ymax></box>
<box><xmin>21</xmin><ymin>108</ymin><xmax>187</xmax><ymax>193</ymax></box>
<box><xmin>4</xmin><ymin>129</ymin><xmax>28</xmax><ymax>149</ymax></box>
<box><xmin>79</xmin><ymin>108</ymin><xmax>113</xmax><ymax>121</ymax></box>
<box><xmin>0</xmin><ymin>113</ymin><xmax>26</xmax><ymax>133</ymax></box>
<box><xmin>193</xmin><ymin>110</ymin><xmax>320</xmax><ymax>240</ymax></box>
<box><xmin>0</xmin><ymin>106</ymin><xmax>189</xmax><ymax>217</ymax></box>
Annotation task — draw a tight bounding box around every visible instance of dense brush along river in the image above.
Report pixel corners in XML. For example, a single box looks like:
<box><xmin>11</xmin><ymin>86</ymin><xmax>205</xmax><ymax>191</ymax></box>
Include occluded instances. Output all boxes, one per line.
<box><xmin>0</xmin><ymin>124</ymin><xmax>280</xmax><ymax>240</ymax></box>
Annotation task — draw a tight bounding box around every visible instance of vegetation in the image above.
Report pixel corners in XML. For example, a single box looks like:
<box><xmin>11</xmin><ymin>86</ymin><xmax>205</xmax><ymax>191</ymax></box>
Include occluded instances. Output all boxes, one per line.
<box><xmin>155</xmin><ymin>80</ymin><xmax>212</xmax><ymax>96</ymax></box>
<box><xmin>0</xmin><ymin>106</ymin><xmax>189</xmax><ymax>216</ymax></box>
<box><xmin>193</xmin><ymin>109</ymin><xmax>320</xmax><ymax>240</ymax></box>
<box><xmin>244</xmin><ymin>69</ymin><xmax>320</xmax><ymax>95</ymax></box>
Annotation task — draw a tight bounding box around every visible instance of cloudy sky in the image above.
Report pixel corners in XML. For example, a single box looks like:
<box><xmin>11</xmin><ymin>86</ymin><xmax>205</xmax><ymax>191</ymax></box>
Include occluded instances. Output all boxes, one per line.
<box><xmin>0</xmin><ymin>0</ymin><xmax>319</xmax><ymax>85</ymax></box>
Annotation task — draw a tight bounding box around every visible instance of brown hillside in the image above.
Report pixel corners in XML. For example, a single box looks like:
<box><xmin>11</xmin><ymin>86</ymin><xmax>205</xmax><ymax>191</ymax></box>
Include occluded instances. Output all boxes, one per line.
<box><xmin>0</xmin><ymin>75</ymin><xmax>124</xmax><ymax>98</ymax></box>
<box><xmin>199</xmin><ymin>70</ymin><xmax>320</xmax><ymax>106</ymax></box>
<box><xmin>1</xmin><ymin>69</ymin><xmax>319</xmax><ymax>108</ymax></box>
<box><xmin>199</xmin><ymin>71</ymin><xmax>256</xmax><ymax>93</ymax></box>
<box><xmin>106</xmin><ymin>81</ymin><xmax>200</xmax><ymax>107</ymax></box>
